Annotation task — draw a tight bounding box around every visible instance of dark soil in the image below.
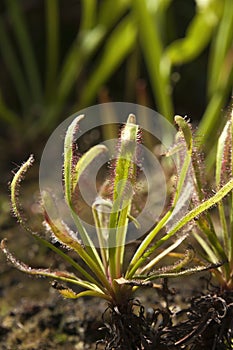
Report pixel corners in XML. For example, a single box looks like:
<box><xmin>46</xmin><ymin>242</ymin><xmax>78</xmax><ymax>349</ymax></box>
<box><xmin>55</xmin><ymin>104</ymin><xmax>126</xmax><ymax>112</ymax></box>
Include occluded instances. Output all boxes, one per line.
<box><xmin>0</xmin><ymin>294</ymin><xmax>106</xmax><ymax>350</ymax></box>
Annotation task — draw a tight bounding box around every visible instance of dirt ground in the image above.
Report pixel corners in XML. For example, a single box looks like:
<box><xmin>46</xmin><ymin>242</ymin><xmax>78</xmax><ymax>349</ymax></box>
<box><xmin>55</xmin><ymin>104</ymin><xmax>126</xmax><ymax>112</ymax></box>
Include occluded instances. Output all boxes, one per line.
<box><xmin>0</xmin><ymin>243</ymin><xmax>107</xmax><ymax>349</ymax></box>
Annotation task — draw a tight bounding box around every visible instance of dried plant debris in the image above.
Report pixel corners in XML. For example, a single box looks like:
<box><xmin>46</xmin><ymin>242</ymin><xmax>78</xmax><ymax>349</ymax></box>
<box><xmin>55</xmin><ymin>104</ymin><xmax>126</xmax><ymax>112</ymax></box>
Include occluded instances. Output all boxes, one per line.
<box><xmin>97</xmin><ymin>299</ymin><xmax>171</xmax><ymax>350</ymax></box>
<box><xmin>160</xmin><ymin>290</ymin><xmax>233</xmax><ymax>350</ymax></box>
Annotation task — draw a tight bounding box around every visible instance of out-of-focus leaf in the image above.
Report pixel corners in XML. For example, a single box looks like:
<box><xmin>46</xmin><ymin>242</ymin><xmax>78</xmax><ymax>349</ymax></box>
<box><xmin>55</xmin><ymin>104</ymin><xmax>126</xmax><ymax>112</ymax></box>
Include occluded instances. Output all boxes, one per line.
<box><xmin>72</xmin><ymin>145</ymin><xmax>108</xmax><ymax>192</ymax></box>
<box><xmin>133</xmin><ymin>0</ymin><xmax>173</xmax><ymax>121</ymax></box>
<box><xmin>77</xmin><ymin>16</ymin><xmax>136</xmax><ymax>109</ymax></box>
<box><xmin>197</xmin><ymin>0</ymin><xmax>233</xmax><ymax>150</ymax></box>
<box><xmin>0</xmin><ymin>93</ymin><xmax>20</xmax><ymax>126</ymax></box>
<box><xmin>6</xmin><ymin>0</ymin><xmax>42</xmax><ymax>102</ymax></box>
<box><xmin>80</xmin><ymin>0</ymin><xmax>97</xmax><ymax>32</ymax></box>
<box><xmin>0</xmin><ymin>18</ymin><xmax>28</xmax><ymax>109</ymax></box>
<box><xmin>208</xmin><ymin>0</ymin><xmax>233</xmax><ymax>97</ymax></box>
<box><xmin>98</xmin><ymin>0</ymin><xmax>130</xmax><ymax>28</ymax></box>
<box><xmin>197</xmin><ymin>53</ymin><xmax>233</xmax><ymax>148</ymax></box>
<box><xmin>164</xmin><ymin>0</ymin><xmax>222</xmax><ymax>65</ymax></box>
<box><xmin>45</xmin><ymin>0</ymin><xmax>59</xmax><ymax>99</ymax></box>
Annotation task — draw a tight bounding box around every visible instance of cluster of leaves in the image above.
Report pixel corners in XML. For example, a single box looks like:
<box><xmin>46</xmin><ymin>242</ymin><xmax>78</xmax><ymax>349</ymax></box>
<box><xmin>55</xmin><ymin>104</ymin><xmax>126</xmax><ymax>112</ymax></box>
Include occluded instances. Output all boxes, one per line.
<box><xmin>1</xmin><ymin>112</ymin><xmax>233</xmax><ymax>308</ymax></box>
<box><xmin>0</xmin><ymin>0</ymin><xmax>232</xmax><ymax>151</ymax></box>
<box><xmin>192</xmin><ymin>109</ymin><xmax>233</xmax><ymax>290</ymax></box>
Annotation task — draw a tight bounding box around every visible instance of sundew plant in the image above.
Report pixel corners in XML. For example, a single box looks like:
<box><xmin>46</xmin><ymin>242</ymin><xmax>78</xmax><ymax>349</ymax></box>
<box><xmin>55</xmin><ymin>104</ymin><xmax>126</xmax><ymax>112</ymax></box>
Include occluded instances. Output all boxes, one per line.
<box><xmin>190</xmin><ymin>109</ymin><xmax>233</xmax><ymax>290</ymax></box>
<box><xmin>1</xmin><ymin>113</ymin><xmax>233</xmax><ymax>309</ymax></box>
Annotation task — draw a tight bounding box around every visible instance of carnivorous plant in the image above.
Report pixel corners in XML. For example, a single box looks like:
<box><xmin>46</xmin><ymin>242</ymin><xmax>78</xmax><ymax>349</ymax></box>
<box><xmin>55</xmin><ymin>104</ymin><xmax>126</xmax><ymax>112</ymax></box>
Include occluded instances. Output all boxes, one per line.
<box><xmin>1</xmin><ymin>113</ymin><xmax>233</xmax><ymax>308</ymax></box>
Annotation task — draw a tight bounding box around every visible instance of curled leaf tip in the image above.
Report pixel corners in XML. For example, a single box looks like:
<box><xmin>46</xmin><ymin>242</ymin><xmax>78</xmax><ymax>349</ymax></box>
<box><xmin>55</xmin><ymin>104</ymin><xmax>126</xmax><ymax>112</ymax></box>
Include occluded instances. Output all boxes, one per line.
<box><xmin>127</xmin><ymin>113</ymin><xmax>136</xmax><ymax>124</ymax></box>
<box><xmin>10</xmin><ymin>155</ymin><xmax>35</xmax><ymax>224</ymax></box>
<box><xmin>174</xmin><ymin>115</ymin><xmax>192</xmax><ymax>151</ymax></box>
<box><xmin>1</xmin><ymin>238</ymin><xmax>7</xmax><ymax>250</ymax></box>
<box><xmin>73</xmin><ymin>114</ymin><xmax>85</xmax><ymax>124</ymax></box>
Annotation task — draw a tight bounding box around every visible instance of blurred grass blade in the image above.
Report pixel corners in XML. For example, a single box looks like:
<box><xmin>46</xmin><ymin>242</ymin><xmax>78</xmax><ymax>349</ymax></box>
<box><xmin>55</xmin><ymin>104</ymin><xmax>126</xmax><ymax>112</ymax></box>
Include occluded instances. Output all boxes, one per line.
<box><xmin>164</xmin><ymin>1</ymin><xmax>221</xmax><ymax>65</ymax></box>
<box><xmin>0</xmin><ymin>92</ymin><xmax>20</xmax><ymax>126</ymax></box>
<box><xmin>6</xmin><ymin>0</ymin><xmax>42</xmax><ymax>102</ymax></box>
<box><xmin>45</xmin><ymin>0</ymin><xmax>59</xmax><ymax>100</ymax></box>
<box><xmin>197</xmin><ymin>0</ymin><xmax>233</xmax><ymax>147</ymax></box>
<box><xmin>197</xmin><ymin>63</ymin><xmax>233</xmax><ymax>148</ymax></box>
<box><xmin>45</xmin><ymin>1</ymin><xmax>130</xmax><ymax>128</ymax></box>
<box><xmin>77</xmin><ymin>16</ymin><xmax>136</xmax><ymax>109</ymax></box>
<box><xmin>54</xmin><ymin>27</ymin><xmax>104</xmax><ymax>120</ymax></box>
<box><xmin>0</xmin><ymin>18</ymin><xmax>28</xmax><ymax>109</ymax></box>
<box><xmin>208</xmin><ymin>0</ymin><xmax>233</xmax><ymax>98</ymax></box>
<box><xmin>72</xmin><ymin>144</ymin><xmax>108</xmax><ymax>191</ymax></box>
<box><xmin>149</xmin><ymin>0</ymin><xmax>172</xmax><ymax>15</ymax></box>
<box><xmin>80</xmin><ymin>0</ymin><xmax>97</xmax><ymax>31</ymax></box>
<box><xmin>197</xmin><ymin>81</ymin><xmax>233</xmax><ymax>146</ymax></box>
<box><xmin>133</xmin><ymin>0</ymin><xmax>173</xmax><ymax>121</ymax></box>
<box><xmin>98</xmin><ymin>0</ymin><xmax>130</xmax><ymax>28</ymax></box>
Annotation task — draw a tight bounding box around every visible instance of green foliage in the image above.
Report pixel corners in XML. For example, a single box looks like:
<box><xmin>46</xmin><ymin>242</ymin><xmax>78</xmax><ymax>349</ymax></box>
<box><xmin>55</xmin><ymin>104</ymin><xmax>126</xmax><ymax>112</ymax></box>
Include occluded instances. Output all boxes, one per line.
<box><xmin>191</xmin><ymin>109</ymin><xmax>233</xmax><ymax>289</ymax></box>
<box><xmin>1</xmin><ymin>113</ymin><xmax>233</xmax><ymax>306</ymax></box>
<box><xmin>0</xmin><ymin>0</ymin><xmax>232</xmax><ymax>149</ymax></box>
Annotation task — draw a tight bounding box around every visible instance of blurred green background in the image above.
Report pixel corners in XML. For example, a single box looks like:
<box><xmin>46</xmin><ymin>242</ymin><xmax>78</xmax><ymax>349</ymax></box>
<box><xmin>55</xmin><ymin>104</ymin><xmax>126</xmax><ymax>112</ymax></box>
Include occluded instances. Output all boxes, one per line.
<box><xmin>0</xmin><ymin>0</ymin><xmax>232</xmax><ymax>179</ymax></box>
